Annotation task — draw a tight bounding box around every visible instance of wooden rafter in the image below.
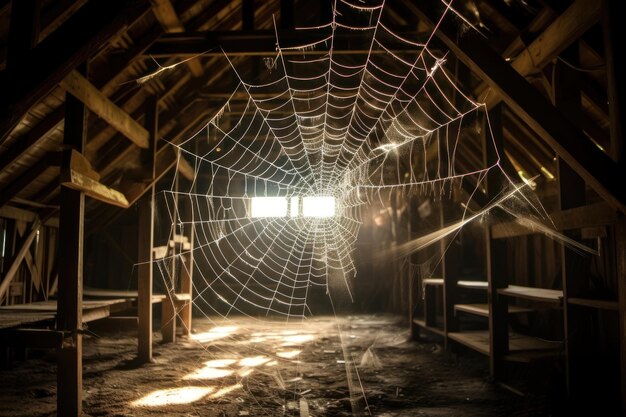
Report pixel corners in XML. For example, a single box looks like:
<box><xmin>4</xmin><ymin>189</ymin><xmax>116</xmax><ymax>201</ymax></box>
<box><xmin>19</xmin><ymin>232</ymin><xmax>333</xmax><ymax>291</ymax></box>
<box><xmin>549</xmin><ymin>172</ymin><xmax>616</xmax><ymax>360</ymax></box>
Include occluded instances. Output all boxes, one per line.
<box><xmin>0</xmin><ymin>0</ymin><xmax>149</xmax><ymax>144</ymax></box>
<box><xmin>60</xmin><ymin>71</ymin><xmax>150</xmax><ymax>149</ymax></box>
<box><xmin>408</xmin><ymin>0</ymin><xmax>626</xmax><ymax>213</ymax></box>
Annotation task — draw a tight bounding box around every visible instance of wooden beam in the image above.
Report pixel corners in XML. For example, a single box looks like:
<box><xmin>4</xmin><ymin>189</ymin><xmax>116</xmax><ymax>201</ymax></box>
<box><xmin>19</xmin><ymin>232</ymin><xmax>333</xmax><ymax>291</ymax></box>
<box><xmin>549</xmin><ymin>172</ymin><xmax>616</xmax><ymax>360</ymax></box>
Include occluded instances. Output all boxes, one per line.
<box><xmin>0</xmin><ymin>218</ymin><xmax>42</xmax><ymax>300</ymax></box>
<box><xmin>603</xmin><ymin>0</ymin><xmax>624</xmax><ymax>162</ymax></box>
<box><xmin>0</xmin><ymin>155</ymin><xmax>55</xmax><ymax>208</ymax></box>
<box><xmin>137</xmin><ymin>95</ymin><xmax>157</xmax><ymax>363</ymax></box>
<box><xmin>554</xmin><ymin>45</ymin><xmax>589</xmax><ymax>404</ymax></box>
<box><xmin>60</xmin><ymin>71</ymin><xmax>149</xmax><ymax>149</ymax></box>
<box><xmin>617</xmin><ymin>218</ymin><xmax>626</xmax><ymax>414</ymax></box>
<box><xmin>491</xmin><ymin>201</ymin><xmax>618</xmax><ymax>238</ymax></box>
<box><xmin>176</xmin><ymin>153</ymin><xmax>195</xmax><ymax>181</ymax></box>
<box><xmin>409</xmin><ymin>0</ymin><xmax>626</xmax><ymax>213</ymax></box>
<box><xmin>150</xmin><ymin>0</ymin><xmax>203</xmax><ymax>77</ymax></box>
<box><xmin>484</xmin><ymin>104</ymin><xmax>508</xmax><ymax>381</ymax></box>
<box><xmin>145</xmin><ymin>29</ymin><xmax>429</xmax><ymax>57</ymax></box>
<box><xmin>0</xmin><ymin>106</ymin><xmax>64</xmax><ymax>172</ymax></box>
<box><xmin>57</xmin><ymin>66</ymin><xmax>87</xmax><ymax>417</ymax></box>
<box><xmin>475</xmin><ymin>0</ymin><xmax>601</xmax><ymax>108</ymax></box>
<box><xmin>0</xmin><ymin>205</ymin><xmax>59</xmax><ymax>227</ymax></box>
<box><xmin>61</xmin><ymin>169</ymin><xmax>129</xmax><ymax>208</ymax></box>
<box><xmin>0</xmin><ymin>0</ymin><xmax>148</xmax><ymax>143</ymax></box>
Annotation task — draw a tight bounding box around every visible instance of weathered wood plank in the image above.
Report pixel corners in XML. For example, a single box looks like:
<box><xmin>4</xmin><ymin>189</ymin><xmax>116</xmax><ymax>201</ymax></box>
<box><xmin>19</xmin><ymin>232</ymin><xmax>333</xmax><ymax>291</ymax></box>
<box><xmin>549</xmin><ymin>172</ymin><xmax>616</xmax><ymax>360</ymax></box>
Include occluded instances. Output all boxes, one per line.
<box><xmin>61</xmin><ymin>169</ymin><xmax>129</xmax><ymax>208</ymax></box>
<box><xmin>0</xmin><ymin>0</ymin><xmax>148</xmax><ymax>143</ymax></box>
<box><xmin>57</xmin><ymin>68</ymin><xmax>87</xmax><ymax>417</ymax></box>
<box><xmin>0</xmin><ymin>218</ymin><xmax>42</xmax><ymax>300</ymax></box>
<box><xmin>60</xmin><ymin>71</ymin><xmax>149</xmax><ymax>149</ymax></box>
<box><xmin>137</xmin><ymin>95</ymin><xmax>157</xmax><ymax>363</ymax></box>
<box><xmin>408</xmin><ymin>0</ymin><xmax>626</xmax><ymax>213</ymax></box>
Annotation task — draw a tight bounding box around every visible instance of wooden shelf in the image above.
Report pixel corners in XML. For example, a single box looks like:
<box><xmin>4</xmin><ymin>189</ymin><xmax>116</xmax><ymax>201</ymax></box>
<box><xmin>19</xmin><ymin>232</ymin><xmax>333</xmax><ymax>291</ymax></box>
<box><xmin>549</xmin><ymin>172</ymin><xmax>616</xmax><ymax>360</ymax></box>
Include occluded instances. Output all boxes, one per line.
<box><xmin>568</xmin><ymin>297</ymin><xmax>619</xmax><ymax>311</ymax></box>
<box><xmin>499</xmin><ymin>285</ymin><xmax>563</xmax><ymax>304</ymax></box>
<box><xmin>448</xmin><ymin>330</ymin><xmax>562</xmax><ymax>361</ymax></box>
<box><xmin>412</xmin><ymin>318</ymin><xmax>445</xmax><ymax>337</ymax></box>
<box><xmin>454</xmin><ymin>303</ymin><xmax>533</xmax><ymax>317</ymax></box>
<box><xmin>422</xmin><ymin>278</ymin><xmax>444</xmax><ymax>286</ymax></box>
<box><xmin>457</xmin><ymin>280</ymin><xmax>488</xmax><ymax>289</ymax></box>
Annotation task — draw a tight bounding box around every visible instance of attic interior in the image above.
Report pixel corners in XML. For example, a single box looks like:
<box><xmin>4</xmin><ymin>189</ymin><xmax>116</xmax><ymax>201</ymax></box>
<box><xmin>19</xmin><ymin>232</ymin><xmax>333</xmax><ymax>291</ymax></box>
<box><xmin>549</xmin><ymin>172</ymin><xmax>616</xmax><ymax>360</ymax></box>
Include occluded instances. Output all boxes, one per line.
<box><xmin>0</xmin><ymin>0</ymin><xmax>625</xmax><ymax>415</ymax></box>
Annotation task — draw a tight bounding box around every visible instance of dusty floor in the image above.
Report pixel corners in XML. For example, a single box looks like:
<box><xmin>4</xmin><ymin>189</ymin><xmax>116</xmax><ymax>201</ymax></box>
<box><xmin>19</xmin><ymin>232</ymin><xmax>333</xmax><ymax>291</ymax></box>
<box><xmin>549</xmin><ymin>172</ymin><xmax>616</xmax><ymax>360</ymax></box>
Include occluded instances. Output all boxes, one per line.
<box><xmin>0</xmin><ymin>315</ymin><xmax>558</xmax><ymax>416</ymax></box>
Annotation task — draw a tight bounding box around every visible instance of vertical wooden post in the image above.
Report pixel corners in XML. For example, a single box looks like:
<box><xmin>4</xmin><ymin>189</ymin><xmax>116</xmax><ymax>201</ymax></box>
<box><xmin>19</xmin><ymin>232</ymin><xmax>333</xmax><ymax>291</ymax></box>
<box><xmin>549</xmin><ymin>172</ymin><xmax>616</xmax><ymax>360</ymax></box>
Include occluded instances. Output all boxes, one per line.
<box><xmin>57</xmin><ymin>63</ymin><xmax>87</xmax><ymax>417</ymax></box>
<box><xmin>602</xmin><ymin>0</ymin><xmax>624</xmax><ymax>163</ymax></box>
<box><xmin>180</xmin><ymin>195</ymin><xmax>194</xmax><ymax>336</ymax></box>
<box><xmin>484</xmin><ymin>104</ymin><xmax>508</xmax><ymax>381</ymax></box>
<box><xmin>553</xmin><ymin>45</ymin><xmax>588</xmax><ymax>403</ymax></box>
<box><xmin>137</xmin><ymin>95</ymin><xmax>157</xmax><ymax>363</ymax></box>
<box><xmin>161</xmin><ymin>175</ymin><xmax>178</xmax><ymax>343</ymax></box>
<box><xmin>440</xmin><ymin>125</ymin><xmax>460</xmax><ymax>345</ymax></box>
<box><xmin>616</xmin><ymin>218</ymin><xmax>626</xmax><ymax>413</ymax></box>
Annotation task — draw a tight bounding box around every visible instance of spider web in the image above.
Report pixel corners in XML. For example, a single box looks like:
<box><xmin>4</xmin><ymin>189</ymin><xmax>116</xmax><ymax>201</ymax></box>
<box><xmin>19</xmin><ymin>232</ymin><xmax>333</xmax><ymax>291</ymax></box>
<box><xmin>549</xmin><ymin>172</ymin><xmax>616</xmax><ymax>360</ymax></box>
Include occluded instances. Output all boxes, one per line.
<box><xmin>155</xmin><ymin>0</ymin><xmax>521</xmax><ymax>321</ymax></box>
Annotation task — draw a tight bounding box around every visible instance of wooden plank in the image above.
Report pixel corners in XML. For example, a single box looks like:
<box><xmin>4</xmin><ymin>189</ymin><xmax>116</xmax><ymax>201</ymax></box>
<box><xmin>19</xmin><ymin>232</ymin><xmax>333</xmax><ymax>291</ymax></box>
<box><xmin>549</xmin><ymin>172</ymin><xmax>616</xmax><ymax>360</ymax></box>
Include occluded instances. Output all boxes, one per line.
<box><xmin>0</xmin><ymin>205</ymin><xmax>58</xmax><ymax>227</ymax></box>
<box><xmin>161</xmin><ymin>297</ymin><xmax>176</xmax><ymax>343</ymax></box>
<box><xmin>408</xmin><ymin>0</ymin><xmax>626</xmax><ymax>213</ymax></box>
<box><xmin>0</xmin><ymin>329</ymin><xmax>63</xmax><ymax>349</ymax></box>
<box><xmin>491</xmin><ymin>202</ymin><xmax>619</xmax><ymax>238</ymax></box>
<box><xmin>602</xmin><ymin>0</ymin><xmax>624</xmax><ymax>162</ymax></box>
<box><xmin>457</xmin><ymin>280</ymin><xmax>488</xmax><ymax>289</ymax></box>
<box><xmin>0</xmin><ymin>311</ymin><xmax>55</xmax><ymax>329</ymax></box>
<box><xmin>449</xmin><ymin>330</ymin><xmax>561</xmax><ymax>358</ymax></box>
<box><xmin>137</xmin><ymin>95</ymin><xmax>157</xmax><ymax>363</ymax></box>
<box><xmin>412</xmin><ymin>318</ymin><xmax>446</xmax><ymax>337</ymax></box>
<box><xmin>568</xmin><ymin>297</ymin><xmax>619</xmax><ymax>311</ymax></box>
<box><xmin>616</xmin><ymin>218</ymin><xmax>626</xmax><ymax>413</ymax></box>
<box><xmin>499</xmin><ymin>285</ymin><xmax>563</xmax><ymax>304</ymax></box>
<box><xmin>454</xmin><ymin>303</ymin><xmax>533</xmax><ymax>318</ymax></box>
<box><xmin>149</xmin><ymin>0</ymin><xmax>203</xmax><ymax>76</ymax></box>
<box><xmin>145</xmin><ymin>29</ymin><xmax>429</xmax><ymax>57</ymax></box>
<box><xmin>57</xmin><ymin>69</ymin><xmax>87</xmax><ymax>417</ymax></box>
<box><xmin>180</xmin><ymin>205</ymin><xmax>193</xmax><ymax>336</ymax></box>
<box><xmin>554</xmin><ymin>45</ymin><xmax>589</xmax><ymax>404</ymax></box>
<box><xmin>61</xmin><ymin>169</ymin><xmax>129</xmax><ymax>208</ymax></box>
<box><xmin>0</xmin><ymin>156</ymin><xmax>54</xmax><ymax>208</ymax></box>
<box><xmin>0</xmin><ymin>218</ymin><xmax>42</xmax><ymax>300</ymax></box>
<box><xmin>484</xmin><ymin>104</ymin><xmax>508</xmax><ymax>381</ymax></box>
<box><xmin>0</xmin><ymin>0</ymin><xmax>148</xmax><ymax>143</ymax></box>
<box><xmin>60</xmin><ymin>71</ymin><xmax>149</xmax><ymax>149</ymax></box>
<box><xmin>476</xmin><ymin>0</ymin><xmax>601</xmax><ymax>108</ymax></box>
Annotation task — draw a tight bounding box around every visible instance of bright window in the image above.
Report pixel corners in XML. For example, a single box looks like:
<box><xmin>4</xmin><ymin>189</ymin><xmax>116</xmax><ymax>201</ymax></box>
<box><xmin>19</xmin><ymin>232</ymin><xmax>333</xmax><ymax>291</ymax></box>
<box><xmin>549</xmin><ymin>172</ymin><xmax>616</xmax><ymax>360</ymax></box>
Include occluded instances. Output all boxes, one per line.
<box><xmin>250</xmin><ymin>197</ymin><xmax>288</xmax><ymax>218</ymax></box>
<box><xmin>290</xmin><ymin>197</ymin><xmax>299</xmax><ymax>217</ymax></box>
<box><xmin>302</xmin><ymin>196</ymin><xmax>335</xmax><ymax>218</ymax></box>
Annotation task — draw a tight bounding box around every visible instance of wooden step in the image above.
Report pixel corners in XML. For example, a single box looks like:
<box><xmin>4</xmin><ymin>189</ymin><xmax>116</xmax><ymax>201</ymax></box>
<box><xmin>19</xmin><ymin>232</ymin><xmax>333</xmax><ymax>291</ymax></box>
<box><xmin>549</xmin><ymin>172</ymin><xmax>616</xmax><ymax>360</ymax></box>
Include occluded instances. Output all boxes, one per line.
<box><xmin>412</xmin><ymin>318</ymin><xmax>445</xmax><ymax>337</ymax></box>
<box><xmin>499</xmin><ymin>285</ymin><xmax>563</xmax><ymax>305</ymax></box>
<box><xmin>568</xmin><ymin>297</ymin><xmax>619</xmax><ymax>311</ymax></box>
<box><xmin>454</xmin><ymin>303</ymin><xmax>533</xmax><ymax>317</ymax></box>
<box><xmin>448</xmin><ymin>330</ymin><xmax>562</xmax><ymax>362</ymax></box>
<box><xmin>422</xmin><ymin>278</ymin><xmax>444</xmax><ymax>286</ymax></box>
<box><xmin>457</xmin><ymin>280</ymin><xmax>488</xmax><ymax>289</ymax></box>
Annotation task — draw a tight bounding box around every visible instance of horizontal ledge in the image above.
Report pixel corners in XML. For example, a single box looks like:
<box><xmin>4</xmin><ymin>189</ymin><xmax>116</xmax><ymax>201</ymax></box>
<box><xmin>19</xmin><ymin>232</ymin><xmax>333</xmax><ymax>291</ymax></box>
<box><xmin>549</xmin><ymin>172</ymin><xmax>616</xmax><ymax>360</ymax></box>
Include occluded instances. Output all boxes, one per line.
<box><xmin>61</xmin><ymin>168</ymin><xmax>129</xmax><ymax>208</ymax></box>
<box><xmin>498</xmin><ymin>285</ymin><xmax>563</xmax><ymax>304</ymax></box>
<box><xmin>146</xmin><ymin>29</ymin><xmax>430</xmax><ymax>57</ymax></box>
<box><xmin>568</xmin><ymin>297</ymin><xmax>619</xmax><ymax>311</ymax></box>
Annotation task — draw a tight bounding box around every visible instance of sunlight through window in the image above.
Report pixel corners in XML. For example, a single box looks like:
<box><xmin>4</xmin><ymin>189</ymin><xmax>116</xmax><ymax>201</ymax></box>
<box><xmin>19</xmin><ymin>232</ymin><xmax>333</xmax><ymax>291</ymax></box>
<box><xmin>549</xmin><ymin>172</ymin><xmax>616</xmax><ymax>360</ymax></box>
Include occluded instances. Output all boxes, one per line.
<box><xmin>303</xmin><ymin>196</ymin><xmax>335</xmax><ymax>218</ymax></box>
<box><xmin>250</xmin><ymin>197</ymin><xmax>288</xmax><ymax>217</ymax></box>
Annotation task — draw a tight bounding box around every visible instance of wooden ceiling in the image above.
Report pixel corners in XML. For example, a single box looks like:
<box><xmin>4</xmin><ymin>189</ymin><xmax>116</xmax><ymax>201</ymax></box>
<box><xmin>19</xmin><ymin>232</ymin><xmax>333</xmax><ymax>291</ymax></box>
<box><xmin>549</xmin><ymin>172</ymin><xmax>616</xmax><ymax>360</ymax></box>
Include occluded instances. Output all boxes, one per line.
<box><xmin>0</xmin><ymin>0</ymin><xmax>622</xmax><ymax>227</ymax></box>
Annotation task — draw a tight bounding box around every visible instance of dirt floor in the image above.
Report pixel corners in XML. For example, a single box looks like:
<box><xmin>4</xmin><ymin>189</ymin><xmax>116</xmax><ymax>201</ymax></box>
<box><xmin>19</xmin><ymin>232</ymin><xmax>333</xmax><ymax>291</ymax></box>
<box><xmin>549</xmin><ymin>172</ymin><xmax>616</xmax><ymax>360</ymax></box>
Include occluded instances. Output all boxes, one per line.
<box><xmin>0</xmin><ymin>314</ymin><xmax>560</xmax><ymax>416</ymax></box>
